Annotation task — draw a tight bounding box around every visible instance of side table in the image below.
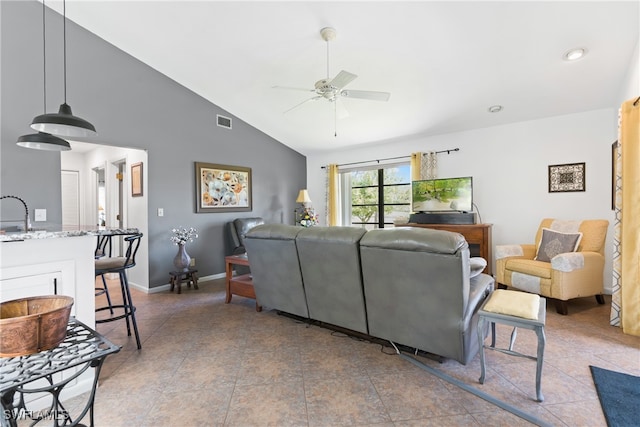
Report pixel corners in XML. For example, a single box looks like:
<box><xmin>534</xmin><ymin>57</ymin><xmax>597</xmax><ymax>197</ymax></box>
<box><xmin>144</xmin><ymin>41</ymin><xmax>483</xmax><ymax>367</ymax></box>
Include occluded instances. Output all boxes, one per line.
<box><xmin>0</xmin><ymin>318</ymin><xmax>120</xmax><ymax>427</ymax></box>
<box><xmin>224</xmin><ymin>254</ymin><xmax>262</xmax><ymax>312</ymax></box>
<box><xmin>169</xmin><ymin>268</ymin><xmax>199</xmax><ymax>294</ymax></box>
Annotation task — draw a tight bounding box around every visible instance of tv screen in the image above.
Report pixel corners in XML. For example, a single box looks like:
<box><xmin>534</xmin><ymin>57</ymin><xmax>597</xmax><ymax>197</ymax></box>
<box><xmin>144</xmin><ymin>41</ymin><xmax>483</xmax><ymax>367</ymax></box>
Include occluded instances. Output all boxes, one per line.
<box><xmin>412</xmin><ymin>176</ymin><xmax>473</xmax><ymax>213</ymax></box>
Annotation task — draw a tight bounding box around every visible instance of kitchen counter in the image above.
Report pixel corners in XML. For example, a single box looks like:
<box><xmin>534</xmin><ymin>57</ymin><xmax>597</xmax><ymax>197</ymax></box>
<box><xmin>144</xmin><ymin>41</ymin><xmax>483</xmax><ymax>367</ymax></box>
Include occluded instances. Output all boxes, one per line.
<box><xmin>0</xmin><ymin>226</ymin><xmax>139</xmax><ymax>242</ymax></box>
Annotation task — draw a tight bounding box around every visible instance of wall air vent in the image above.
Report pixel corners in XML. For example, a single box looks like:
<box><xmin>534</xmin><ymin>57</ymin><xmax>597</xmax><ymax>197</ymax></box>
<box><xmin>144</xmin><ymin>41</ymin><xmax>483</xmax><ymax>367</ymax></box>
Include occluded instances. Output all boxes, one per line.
<box><xmin>217</xmin><ymin>114</ymin><xmax>232</xmax><ymax>129</ymax></box>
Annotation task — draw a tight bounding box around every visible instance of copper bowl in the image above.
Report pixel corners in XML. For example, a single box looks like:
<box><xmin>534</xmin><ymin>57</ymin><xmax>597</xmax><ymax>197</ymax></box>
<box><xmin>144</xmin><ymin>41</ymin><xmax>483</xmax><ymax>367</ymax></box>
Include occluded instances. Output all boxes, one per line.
<box><xmin>0</xmin><ymin>295</ymin><xmax>74</xmax><ymax>357</ymax></box>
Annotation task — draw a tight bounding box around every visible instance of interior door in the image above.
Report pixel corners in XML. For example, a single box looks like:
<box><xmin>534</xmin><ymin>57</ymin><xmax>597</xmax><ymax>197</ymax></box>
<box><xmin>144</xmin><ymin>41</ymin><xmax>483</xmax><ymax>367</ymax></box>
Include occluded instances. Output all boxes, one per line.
<box><xmin>61</xmin><ymin>170</ymin><xmax>80</xmax><ymax>228</ymax></box>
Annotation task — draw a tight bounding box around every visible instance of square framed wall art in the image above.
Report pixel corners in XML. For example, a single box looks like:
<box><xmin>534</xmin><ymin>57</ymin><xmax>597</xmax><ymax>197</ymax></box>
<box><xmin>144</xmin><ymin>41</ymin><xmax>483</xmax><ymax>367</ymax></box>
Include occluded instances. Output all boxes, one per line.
<box><xmin>548</xmin><ymin>162</ymin><xmax>585</xmax><ymax>193</ymax></box>
<box><xmin>195</xmin><ymin>162</ymin><xmax>252</xmax><ymax>212</ymax></box>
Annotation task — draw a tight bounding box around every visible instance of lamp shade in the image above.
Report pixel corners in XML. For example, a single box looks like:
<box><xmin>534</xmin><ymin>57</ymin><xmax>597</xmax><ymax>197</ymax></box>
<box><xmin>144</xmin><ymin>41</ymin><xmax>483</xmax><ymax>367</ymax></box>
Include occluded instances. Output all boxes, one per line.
<box><xmin>296</xmin><ymin>189</ymin><xmax>312</xmax><ymax>204</ymax></box>
<box><xmin>16</xmin><ymin>132</ymin><xmax>71</xmax><ymax>151</ymax></box>
<box><xmin>30</xmin><ymin>103</ymin><xmax>96</xmax><ymax>138</ymax></box>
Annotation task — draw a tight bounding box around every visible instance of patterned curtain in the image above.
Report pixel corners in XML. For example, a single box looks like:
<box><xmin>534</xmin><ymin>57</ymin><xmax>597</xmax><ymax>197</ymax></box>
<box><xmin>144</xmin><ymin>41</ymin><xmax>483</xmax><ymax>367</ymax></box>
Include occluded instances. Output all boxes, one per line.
<box><xmin>422</xmin><ymin>152</ymin><xmax>438</xmax><ymax>179</ymax></box>
<box><xmin>326</xmin><ymin>164</ymin><xmax>340</xmax><ymax>226</ymax></box>
<box><xmin>611</xmin><ymin>97</ymin><xmax>640</xmax><ymax>336</ymax></box>
<box><xmin>411</xmin><ymin>152</ymin><xmax>438</xmax><ymax>180</ymax></box>
<box><xmin>611</xmin><ymin>139</ymin><xmax>622</xmax><ymax>327</ymax></box>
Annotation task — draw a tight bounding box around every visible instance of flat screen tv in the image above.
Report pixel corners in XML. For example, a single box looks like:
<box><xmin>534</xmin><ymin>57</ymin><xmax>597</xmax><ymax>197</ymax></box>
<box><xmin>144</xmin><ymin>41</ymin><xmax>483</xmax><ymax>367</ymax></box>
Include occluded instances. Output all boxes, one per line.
<box><xmin>412</xmin><ymin>176</ymin><xmax>473</xmax><ymax>213</ymax></box>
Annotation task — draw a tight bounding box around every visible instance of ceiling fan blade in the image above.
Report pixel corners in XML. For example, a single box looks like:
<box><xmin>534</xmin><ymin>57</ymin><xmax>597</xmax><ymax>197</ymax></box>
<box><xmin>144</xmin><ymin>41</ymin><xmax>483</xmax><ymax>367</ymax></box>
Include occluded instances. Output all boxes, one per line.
<box><xmin>272</xmin><ymin>85</ymin><xmax>315</xmax><ymax>93</ymax></box>
<box><xmin>340</xmin><ymin>89</ymin><xmax>391</xmax><ymax>102</ymax></box>
<box><xmin>335</xmin><ymin>98</ymin><xmax>349</xmax><ymax>119</ymax></box>
<box><xmin>283</xmin><ymin>96</ymin><xmax>322</xmax><ymax>114</ymax></box>
<box><xmin>329</xmin><ymin>70</ymin><xmax>357</xmax><ymax>90</ymax></box>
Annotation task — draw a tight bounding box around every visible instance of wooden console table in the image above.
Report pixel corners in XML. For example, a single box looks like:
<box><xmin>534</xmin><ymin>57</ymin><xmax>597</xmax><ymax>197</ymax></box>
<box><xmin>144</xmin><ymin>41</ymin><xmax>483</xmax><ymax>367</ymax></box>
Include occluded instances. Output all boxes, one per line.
<box><xmin>224</xmin><ymin>254</ymin><xmax>262</xmax><ymax>312</ymax></box>
<box><xmin>399</xmin><ymin>223</ymin><xmax>493</xmax><ymax>275</ymax></box>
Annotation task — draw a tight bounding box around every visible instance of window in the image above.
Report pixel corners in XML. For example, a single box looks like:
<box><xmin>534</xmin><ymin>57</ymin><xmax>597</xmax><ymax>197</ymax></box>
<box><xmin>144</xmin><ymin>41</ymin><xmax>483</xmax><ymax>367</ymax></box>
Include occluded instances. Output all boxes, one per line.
<box><xmin>341</xmin><ymin>163</ymin><xmax>411</xmax><ymax>229</ymax></box>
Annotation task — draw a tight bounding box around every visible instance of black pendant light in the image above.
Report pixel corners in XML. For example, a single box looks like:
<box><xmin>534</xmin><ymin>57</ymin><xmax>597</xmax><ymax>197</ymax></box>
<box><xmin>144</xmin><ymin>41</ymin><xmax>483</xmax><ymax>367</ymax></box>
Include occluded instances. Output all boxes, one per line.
<box><xmin>30</xmin><ymin>0</ymin><xmax>96</xmax><ymax>137</ymax></box>
<box><xmin>17</xmin><ymin>0</ymin><xmax>71</xmax><ymax>151</ymax></box>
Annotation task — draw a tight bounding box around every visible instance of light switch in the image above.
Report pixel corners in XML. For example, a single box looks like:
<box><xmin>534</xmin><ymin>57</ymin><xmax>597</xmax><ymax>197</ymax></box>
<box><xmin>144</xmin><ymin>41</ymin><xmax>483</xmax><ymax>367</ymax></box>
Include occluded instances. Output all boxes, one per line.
<box><xmin>157</xmin><ymin>208</ymin><xmax>164</xmax><ymax>217</ymax></box>
<box><xmin>35</xmin><ymin>209</ymin><xmax>47</xmax><ymax>222</ymax></box>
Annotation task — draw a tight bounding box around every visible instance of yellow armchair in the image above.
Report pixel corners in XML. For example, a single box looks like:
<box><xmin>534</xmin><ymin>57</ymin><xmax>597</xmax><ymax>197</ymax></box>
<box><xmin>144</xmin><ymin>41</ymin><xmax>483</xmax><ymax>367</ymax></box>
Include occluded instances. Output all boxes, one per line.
<box><xmin>495</xmin><ymin>218</ymin><xmax>609</xmax><ymax>314</ymax></box>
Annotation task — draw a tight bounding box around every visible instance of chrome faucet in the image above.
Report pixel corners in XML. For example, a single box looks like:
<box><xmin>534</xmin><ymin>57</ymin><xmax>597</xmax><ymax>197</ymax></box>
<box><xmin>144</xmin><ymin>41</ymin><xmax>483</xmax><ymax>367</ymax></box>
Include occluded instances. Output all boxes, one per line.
<box><xmin>0</xmin><ymin>195</ymin><xmax>30</xmax><ymax>232</ymax></box>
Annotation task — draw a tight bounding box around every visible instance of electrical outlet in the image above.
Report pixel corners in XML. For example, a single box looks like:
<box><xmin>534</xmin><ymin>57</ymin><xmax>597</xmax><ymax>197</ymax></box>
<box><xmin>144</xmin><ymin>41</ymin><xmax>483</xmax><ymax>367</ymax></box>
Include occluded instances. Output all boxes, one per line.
<box><xmin>190</xmin><ymin>257</ymin><xmax>196</xmax><ymax>267</ymax></box>
<box><xmin>34</xmin><ymin>209</ymin><xmax>47</xmax><ymax>222</ymax></box>
<box><xmin>157</xmin><ymin>208</ymin><xmax>164</xmax><ymax>217</ymax></box>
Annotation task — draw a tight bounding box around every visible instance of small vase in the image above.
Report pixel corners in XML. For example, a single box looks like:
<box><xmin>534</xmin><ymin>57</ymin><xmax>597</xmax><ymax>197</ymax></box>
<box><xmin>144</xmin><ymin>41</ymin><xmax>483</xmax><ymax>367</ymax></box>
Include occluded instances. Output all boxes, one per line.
<box><xmin>173</xmin><ymin>243</ymin><xmax>191</xmax><ymax>271</ymax></box>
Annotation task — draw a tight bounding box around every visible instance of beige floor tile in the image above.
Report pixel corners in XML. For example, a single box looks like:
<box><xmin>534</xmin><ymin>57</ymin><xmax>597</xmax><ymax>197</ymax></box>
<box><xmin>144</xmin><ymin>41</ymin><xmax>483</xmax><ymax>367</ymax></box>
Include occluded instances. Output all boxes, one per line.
<box><xmin>305</xmin><ymin>375</ymin><xmax>391</xmax><ymax>426</ymax></box>
<box><xmin>64</xmin><ymin>279</ymin><xmax>634</xmax><ymax>427</ymax></box>
<box><xmin>225</xmin><ymin>380</ymin><xmax>308</xmax><ymax>426</ymax></box>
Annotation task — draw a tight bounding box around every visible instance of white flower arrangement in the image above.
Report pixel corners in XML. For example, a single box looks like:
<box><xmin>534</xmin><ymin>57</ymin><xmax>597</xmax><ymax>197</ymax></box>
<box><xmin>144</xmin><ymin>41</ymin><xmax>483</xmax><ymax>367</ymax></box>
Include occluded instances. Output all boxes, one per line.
<box><xmin>170</xmin><ymin>227</ymin><xmax>198</xmax><ymax>245</ymax></box>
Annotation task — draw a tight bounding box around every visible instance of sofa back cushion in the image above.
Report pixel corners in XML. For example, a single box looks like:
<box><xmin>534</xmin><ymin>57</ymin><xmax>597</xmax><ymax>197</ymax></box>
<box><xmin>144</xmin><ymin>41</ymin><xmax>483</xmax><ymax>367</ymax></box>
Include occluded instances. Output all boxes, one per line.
<box><xmin>296</xmin><ymin>226</ymin><xmax>368</xmax><ymax>334</ymax></box>
<box><xmin>360</xmin><ymin>227</ymin><xmax>472</xmax><ymax>362</ymax></box>
<box><xmin>244</xmin><ymin>224</ymin><xmax>308</xmax><ymax>318</ymax></box>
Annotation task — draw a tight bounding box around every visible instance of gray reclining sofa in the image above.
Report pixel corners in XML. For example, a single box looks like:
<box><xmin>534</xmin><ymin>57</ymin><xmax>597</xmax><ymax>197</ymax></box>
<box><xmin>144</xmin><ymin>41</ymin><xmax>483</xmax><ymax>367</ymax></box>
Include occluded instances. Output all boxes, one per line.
<box><xmin>244</xmin><ymin>224</ymin><xmax>494</xmax><ymax>365</ymax></box>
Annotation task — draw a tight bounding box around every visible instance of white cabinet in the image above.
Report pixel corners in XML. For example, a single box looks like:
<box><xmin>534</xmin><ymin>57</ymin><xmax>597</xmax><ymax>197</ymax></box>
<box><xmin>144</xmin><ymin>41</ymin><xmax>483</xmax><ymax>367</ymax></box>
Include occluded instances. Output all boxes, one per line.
<box><xmin>1</xmin><ymin>266</ymin><xmax>64</xmax><ymax>303</ymax></box>
<box><xmin>0</xmin><ymin>236</ymin><xmax>94</xmax><ymax>325</ymax></box>
<box><xmin>0</xmin><ymin>235</ymin><xmax>96</xmax><ymax>410</ymax></box>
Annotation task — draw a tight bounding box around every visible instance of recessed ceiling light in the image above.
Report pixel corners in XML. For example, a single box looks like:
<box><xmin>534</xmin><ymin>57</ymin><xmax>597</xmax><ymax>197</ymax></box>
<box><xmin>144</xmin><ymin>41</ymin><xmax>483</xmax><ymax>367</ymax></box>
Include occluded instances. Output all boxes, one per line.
<box><xmin>487</xmin><ymin>105</ymin><xmax>503</xmax><ymax>113</ymax></box>
<box><xmin>563</xmin><ymin>48</ymin><xmax>587</xmax><ymax>61</ymax></box>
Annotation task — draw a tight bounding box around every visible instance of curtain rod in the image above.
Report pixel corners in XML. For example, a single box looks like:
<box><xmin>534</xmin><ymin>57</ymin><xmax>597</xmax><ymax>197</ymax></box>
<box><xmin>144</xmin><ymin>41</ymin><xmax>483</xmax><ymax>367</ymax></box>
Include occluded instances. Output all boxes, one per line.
<box><xmin>320</xmin><ymin>148</ymin><xmax>459</xmax><ymax>169</ymax></box>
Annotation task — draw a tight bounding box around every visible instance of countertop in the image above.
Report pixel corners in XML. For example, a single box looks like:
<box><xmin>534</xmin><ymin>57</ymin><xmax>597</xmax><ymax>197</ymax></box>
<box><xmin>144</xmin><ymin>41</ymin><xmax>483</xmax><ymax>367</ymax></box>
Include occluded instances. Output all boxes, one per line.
<box><xmin>0</xmin><ymin>226</ymin><xmax>140</xmax><ymax>242</ymax></box>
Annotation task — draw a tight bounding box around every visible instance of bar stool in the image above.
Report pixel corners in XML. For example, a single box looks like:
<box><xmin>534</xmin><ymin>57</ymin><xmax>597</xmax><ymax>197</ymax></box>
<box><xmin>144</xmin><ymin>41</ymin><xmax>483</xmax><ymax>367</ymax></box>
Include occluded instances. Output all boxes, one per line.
<box><xmin>95</xmin><ymin>234</ymin><xmax>114</xmax><ymax>314</ymax></box>
<box><xmin>94</xmin><ymin>233</ymin><xmax>143</xmax><ymax>349</ymax></box>
<box><xmin>477</xmin><ymin>289</ymin><xmax>546</xmax><ymax>402</ymax></box>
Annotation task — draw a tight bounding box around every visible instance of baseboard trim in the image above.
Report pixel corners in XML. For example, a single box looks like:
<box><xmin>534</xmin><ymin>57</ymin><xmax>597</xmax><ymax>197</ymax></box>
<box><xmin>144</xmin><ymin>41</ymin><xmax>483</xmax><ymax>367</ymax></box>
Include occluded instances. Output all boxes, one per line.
<box><xmin>129</xmin><ymin>272</ymin><xmax>226</xmax><ymax>294</ymax></box>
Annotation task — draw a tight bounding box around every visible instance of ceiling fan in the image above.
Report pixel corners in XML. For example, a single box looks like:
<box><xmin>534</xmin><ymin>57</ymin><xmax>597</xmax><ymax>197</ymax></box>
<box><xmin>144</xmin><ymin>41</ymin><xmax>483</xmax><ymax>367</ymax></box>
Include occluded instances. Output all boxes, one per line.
<box><xmin>274</xmin><ymin>27</ymin><xmax>391</xmax><ymax>133</ymax></box>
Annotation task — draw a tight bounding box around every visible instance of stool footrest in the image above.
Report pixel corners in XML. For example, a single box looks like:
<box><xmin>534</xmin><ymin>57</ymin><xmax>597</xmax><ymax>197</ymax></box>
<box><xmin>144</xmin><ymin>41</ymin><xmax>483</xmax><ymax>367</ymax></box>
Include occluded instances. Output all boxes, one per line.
<box><xmin>486</xmin><ymin>346</ymin><xmax>538</xmax><ymax>362</ymax></box>
<box><xmin>95</xmin><ymin>304</ymin><xmax>136</xmax><ymax>323</ymax></box>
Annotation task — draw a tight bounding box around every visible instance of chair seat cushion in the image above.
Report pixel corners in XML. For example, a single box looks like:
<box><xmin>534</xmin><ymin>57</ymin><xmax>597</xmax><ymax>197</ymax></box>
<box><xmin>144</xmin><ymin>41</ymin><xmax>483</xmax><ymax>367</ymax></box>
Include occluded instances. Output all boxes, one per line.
<box><xmin>95</xmin><ymin>257</ymin><xmax>132</xmax><ymax>272</ymax></box>
<box><xmin>483</xmin><ymin>289</ymin><xmax>541</xmax><ymax>320</ymax></box>
<box><xmin>505</xmin><ymin>258</ymin><xmax>552</xmax><ymax>279</ymax></box>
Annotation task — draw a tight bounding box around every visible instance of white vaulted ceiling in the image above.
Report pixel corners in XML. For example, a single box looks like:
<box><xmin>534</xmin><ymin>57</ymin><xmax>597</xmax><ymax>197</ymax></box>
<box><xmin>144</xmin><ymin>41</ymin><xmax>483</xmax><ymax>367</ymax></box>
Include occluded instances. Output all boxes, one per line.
<box><xmin>45</xmin><ymin>1</ymin><xmax>639</xmax><ymax>155</ymax></box>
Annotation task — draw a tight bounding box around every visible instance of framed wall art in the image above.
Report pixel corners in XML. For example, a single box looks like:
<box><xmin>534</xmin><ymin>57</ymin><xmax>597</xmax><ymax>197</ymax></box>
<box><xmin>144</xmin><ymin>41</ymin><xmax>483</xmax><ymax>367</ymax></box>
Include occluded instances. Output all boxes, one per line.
<box><xmin>548</xmin><ymin>162</ymin><xmax>585</xmax><ymax>193</ymax></box>
<box><xmin>131</xmin><ymin>162</ymin><xmax>143</xmax><ymax>197</ymax></box>
<box><xmin>195</xmin><ymin>162</ymin><xmax>252</xmax><ymax>212</ymax></box>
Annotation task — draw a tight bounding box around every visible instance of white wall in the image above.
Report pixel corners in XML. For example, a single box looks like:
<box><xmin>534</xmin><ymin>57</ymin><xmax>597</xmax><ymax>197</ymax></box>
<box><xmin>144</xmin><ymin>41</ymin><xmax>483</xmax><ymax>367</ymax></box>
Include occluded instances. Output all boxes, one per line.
<box><xmin>617</xmin><ymin>38</ymin><xmax>640</xmax><ymax>107</ymax></box>
<box><xmin>307</xmin><ymin>108</ymin><xmax>617</xmax><ymax>292</ymax></box>
<box><xmin>61</xmin><ymin>146</ymin><xmax>149</xmax><ymax>291</ymax></box>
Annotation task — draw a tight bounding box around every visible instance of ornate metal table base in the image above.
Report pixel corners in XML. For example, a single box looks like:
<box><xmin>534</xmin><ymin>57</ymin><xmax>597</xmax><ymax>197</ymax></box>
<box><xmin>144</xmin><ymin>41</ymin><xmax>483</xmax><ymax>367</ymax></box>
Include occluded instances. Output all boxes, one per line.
<box><xmin>1</xmin><ymin>319</ymin><xmax>120</xmax><ymax>427</ymax></box>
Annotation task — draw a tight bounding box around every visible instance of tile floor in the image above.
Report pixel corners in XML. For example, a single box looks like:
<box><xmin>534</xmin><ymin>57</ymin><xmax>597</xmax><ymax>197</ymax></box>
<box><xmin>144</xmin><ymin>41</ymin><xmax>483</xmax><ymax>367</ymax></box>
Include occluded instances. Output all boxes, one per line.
<box><xmin>62</xmin><ymin>277</ymin><xmax>640</xmax><ymax>426</ymax></box>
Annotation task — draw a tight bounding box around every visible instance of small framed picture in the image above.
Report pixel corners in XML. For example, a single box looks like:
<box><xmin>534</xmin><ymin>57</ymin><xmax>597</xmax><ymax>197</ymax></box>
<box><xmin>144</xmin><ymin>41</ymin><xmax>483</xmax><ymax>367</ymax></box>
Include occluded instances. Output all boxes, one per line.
<box><xmin>131</xmin><ymin>162</ymin><xmax>143</xmax><ymax>197</ymax></box>
<box><xmin>548</xmin><ymin>162</ymin><xmax>585</xmax><ymax>193</ymax></box>
<box><xmin>195</xmin><ymin>162</ymin><xmax>251</xmax><ymax>213</ymax></box>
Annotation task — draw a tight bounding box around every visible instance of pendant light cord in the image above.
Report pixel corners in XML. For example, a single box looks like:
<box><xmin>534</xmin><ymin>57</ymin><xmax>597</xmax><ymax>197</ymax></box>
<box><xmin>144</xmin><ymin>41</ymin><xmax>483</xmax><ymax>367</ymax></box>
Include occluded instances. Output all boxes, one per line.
<box><xmin>42</xmin><ymin>0</ymin><xmax>47</xmax><ymax>113</ymax></box>
<box><xmin>63</xmin><ymin>0</ymin><xmax>67</xmax><ymax>104</ymax></box>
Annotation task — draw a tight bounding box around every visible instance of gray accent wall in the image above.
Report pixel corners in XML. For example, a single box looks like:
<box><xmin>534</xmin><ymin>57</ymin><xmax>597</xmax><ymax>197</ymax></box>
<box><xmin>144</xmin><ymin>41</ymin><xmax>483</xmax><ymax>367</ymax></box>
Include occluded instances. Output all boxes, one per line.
<box><xmin>1</xmin><ymin>1</ymin><xmax>306</xmax><ymax>288</ymax></box>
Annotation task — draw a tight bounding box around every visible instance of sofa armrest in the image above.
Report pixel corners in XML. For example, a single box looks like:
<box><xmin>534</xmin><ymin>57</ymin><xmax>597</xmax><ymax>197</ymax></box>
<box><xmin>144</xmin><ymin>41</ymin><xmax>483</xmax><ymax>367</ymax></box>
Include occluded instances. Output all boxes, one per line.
<box><xmin>467</xmin><ymin>273</ymin><xmax>494</xmax><ymax>320</ymax></box>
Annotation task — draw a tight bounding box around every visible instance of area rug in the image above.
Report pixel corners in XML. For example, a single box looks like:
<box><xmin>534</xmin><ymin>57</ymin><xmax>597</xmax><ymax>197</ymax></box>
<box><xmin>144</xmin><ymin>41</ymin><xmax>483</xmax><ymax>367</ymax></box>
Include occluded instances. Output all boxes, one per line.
<box><xmin>590</xmin><ymin>365</ymin><xmax>640</xmax><ymax>427</ymax></box>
